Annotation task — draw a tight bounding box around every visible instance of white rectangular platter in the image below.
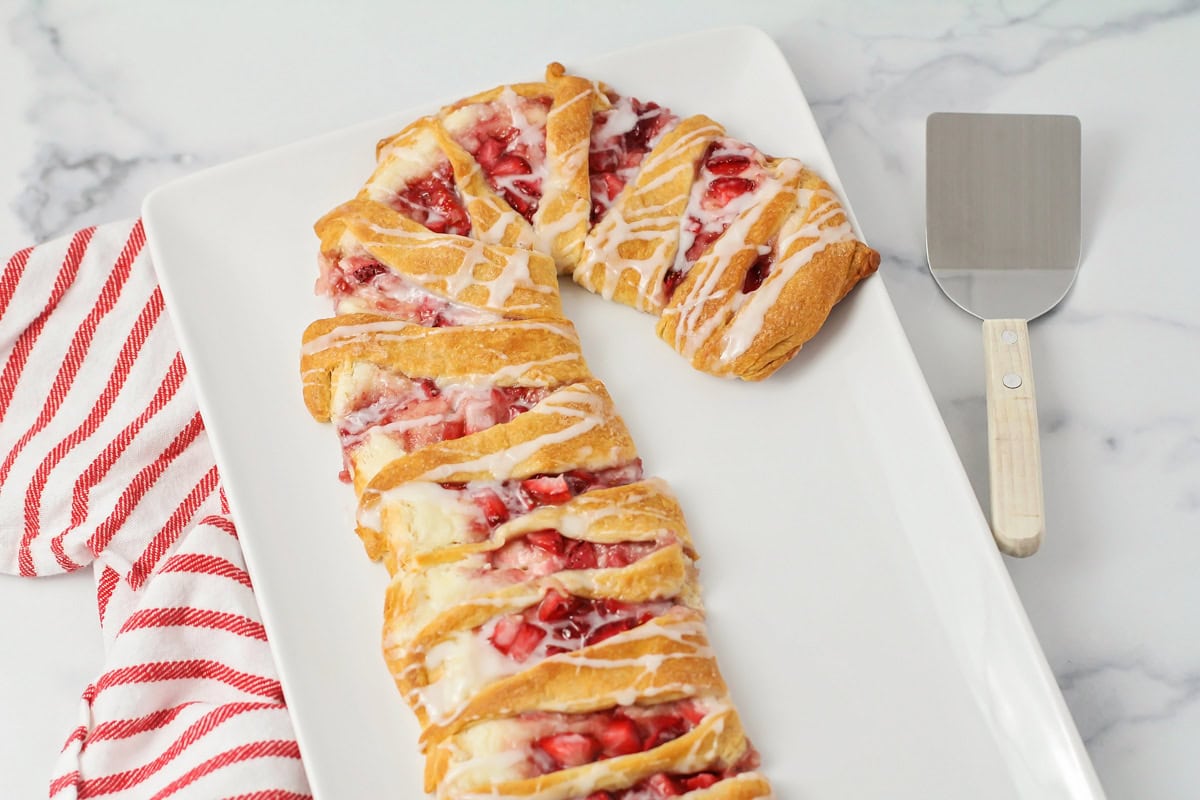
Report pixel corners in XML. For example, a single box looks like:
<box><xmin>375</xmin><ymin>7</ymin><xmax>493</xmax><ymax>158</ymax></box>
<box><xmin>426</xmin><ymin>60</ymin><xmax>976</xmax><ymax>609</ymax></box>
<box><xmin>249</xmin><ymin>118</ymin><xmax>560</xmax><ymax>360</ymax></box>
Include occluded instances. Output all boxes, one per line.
<box><xmin>143</xmin><ymin>26</ymin><xmax>1103</xmax><ymax>800</ymax></box>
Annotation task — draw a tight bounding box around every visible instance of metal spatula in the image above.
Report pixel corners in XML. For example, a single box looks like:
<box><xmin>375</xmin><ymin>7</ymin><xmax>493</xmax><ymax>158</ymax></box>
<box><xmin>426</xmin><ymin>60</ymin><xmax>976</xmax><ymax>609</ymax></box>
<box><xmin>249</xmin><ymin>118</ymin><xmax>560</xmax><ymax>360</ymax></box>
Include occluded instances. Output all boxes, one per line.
<box><xmin>926</xmin><ymin>112</ymin><xmax>1081</xmax><ymax>557</ymax></box>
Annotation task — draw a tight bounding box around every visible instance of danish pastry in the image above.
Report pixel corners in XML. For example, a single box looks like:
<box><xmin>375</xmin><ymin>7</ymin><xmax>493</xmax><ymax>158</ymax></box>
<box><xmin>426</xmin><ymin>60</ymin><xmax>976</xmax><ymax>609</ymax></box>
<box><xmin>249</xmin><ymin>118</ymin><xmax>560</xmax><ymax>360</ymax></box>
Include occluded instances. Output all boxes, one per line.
<box><xmin>301</xmin><ymin>59</ymin><xmax>880</xmax><ymax>798</ymax></box>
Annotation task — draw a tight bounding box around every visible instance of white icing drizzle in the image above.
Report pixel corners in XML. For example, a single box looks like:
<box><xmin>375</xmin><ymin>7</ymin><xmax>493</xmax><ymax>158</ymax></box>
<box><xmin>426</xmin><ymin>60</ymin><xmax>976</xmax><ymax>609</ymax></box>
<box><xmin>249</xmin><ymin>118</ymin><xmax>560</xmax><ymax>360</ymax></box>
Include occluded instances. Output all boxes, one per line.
<box><xmin>719</xmin><ymin>187</ymin><xmax>854</xmax><ymax>363</ymax></box>
<box><xmin>665</xmin><ymin>159</ymin><xmax>804</xmax><ymax>360</ymax></box>
<box><xmin>417</xmin><ymin>384</ymin><xmax>608</xmax><ymax>482</ymax></box>
<box><xmin>352</xmin><ymin>220</ymin><xmax>553</xmax><ymax>311</ymax></box>
<box><xmin>577</xmin><ymin>121</ymin><xmax>723</xmax><ymax>308</ymax></box>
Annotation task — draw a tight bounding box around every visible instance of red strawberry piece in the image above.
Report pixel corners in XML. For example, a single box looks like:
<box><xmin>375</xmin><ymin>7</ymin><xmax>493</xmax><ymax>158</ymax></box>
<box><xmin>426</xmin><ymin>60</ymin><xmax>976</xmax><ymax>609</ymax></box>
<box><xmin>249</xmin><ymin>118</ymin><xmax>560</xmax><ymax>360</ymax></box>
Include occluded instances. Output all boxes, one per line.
<box><xmin>585</xmin><ymin>617</ymin><xmax>638</xmax><ymax>646</ymax></box>
<box><xmin>705</xmin><ymin>154</ymin><xmax>752</xmax><ymax>175</ymax></box>
<box><xmin>495</xmin><ymin>126</ymin><xmax>519</xmax><ymax>145</ymax></box>
<box><xmin>473</xmin><ymin>489</ymin><xmax>509</xmax><ymax>526</ymax></box>
<box><xmin>563</xmin><ymin>470</ymin><xmax>596</xmax><ymax>494</ymax></box>
<box><xmin>585</xmin><ymin>793</ymin><xmax>612</xmax><ymax>800</ymax></box>
<box><xmin>565</xmin><ymin>540</ymin><xmax>598</xmax><ymax>570</ymax></box>
<box><xmin>685</xmin><ymin>229</ymin><xmax>721</xmax><ymax>263</ymax></box>
<box><xmin>502</xmin><ymin>188</ymin><xmax>534</xmax><ymax>218</ymax></box>
<box><xmin>525</xmin><ymin>530</ymin><xmax>565</xmax><ymax>555</ymax></box>
<box><xmin>602</xmin><ymin>173</ymin><xmax>625</xmax><ymax>199</ymax></box>
<box><xmin>490</xmin><ymin>153</ymin><xmax>532</xmax><ymax>176</ymax></box>
<box><xmin>599</xmin><ymin>598</ymin><xmax>629</xmax><ymax>616</ymax></box>
<box><xmin>706</xmin><ymin>176</ymin><xmax>757</xmax><ymax>208</ymax></box>
<box><xmin>522</xmin><ymin>475</ymin><xmax>573</xmax><ymax>505</ymax></box>
<box><xmin>490</xmin><ymin>619</ymin><xmax>545</xmax><ymax>661</ymax></box>
<box><xmin>489</xmin><ymin>615</ymin><xmax>521</xmax><ymax>650</ymax></box>
<box><xmin>646</xmin><ymin>774</ymin><xmax>682</xmax><ymax>796</ymax></box>
<box><xmin>742</xmin><ymin>252</ymin><xmax>773</xmax><ymax>294</ymax></box>
<box><xmin>417</xmin><ymin>378</ymin><xmax>439</xmax><ymax>397</ymax></box>
<box><xmin>641</xmin><ymin>713</ymin><xmax>689</xmax><ymax>749</ymax></box>
<box><xmin>351</xmin><ymin>262</ymin><xmax>387</xmax><ymax>284</ymax></box>
<box><xmin>475</xmin><ymin>136</ymin><xmax>505</xmax><ymax>168</ymax></box>
<box><xmin>513</xmin><ymin>178</ymin><xmax>542</xmax><ymax>197</ymax></box>
<box><xmin>597</xmin><ymin>716</ymin><xmax>642</xmax><ymax>756</ymax></box>
<box><xmin>440</xmin><ymin>419</ymin><xmax>465</xmax><ymax>441</ymax></box>
<box><xmin>534</xmin><ymin>732</ymin><xmax>601</xmax><ymax>768</ymax></box>
<box><xmin>589</xmin><ymin>148</ymin><xmax>620</xmax><ymax>175</ymax></box>
<box><xmin>537</xmin><ymin>588</ymin><xmax>574</xmax><ymax>622</ymax></box>
<box><xmin>682</xmin><ymin>773</ymin><xmax>720</xmax><ymax>791</ymax></box>
<box><xmin>678</xmin><ymin>701</ymin><xmax>707</xmax><ymax>726</ymax></box>
<box><xmin>590</xmin><ymin>198</ymin><xmax>608</xmax><ymax>224</ymax></box>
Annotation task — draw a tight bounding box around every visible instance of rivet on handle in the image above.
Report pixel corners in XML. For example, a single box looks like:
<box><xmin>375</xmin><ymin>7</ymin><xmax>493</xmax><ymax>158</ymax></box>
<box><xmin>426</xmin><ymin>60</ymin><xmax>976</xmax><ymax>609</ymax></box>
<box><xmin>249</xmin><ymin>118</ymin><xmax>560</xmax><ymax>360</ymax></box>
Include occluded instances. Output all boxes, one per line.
<box><xmin>1003</xmin><ymin>373</ymin><xmax>1023</xmax><ymax>389</ymax></box>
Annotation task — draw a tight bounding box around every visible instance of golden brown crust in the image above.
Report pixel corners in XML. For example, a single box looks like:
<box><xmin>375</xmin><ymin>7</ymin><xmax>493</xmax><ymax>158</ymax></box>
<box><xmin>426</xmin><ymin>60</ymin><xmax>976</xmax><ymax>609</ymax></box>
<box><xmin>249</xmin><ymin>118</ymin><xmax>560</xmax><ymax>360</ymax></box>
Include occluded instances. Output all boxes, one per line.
<box><xmin>409</xmin><ymin>477</ymin><xmax>695</xmax><ymax>570</ymax></box>
<box><xmin>533</xmin><ymin>63</ymin><xmax>601</xmax><ymax>272</ymax></box>
<box><xmin>314</xmin><ymin>197</ymin><xmax>563</xmax><ymax>321</ymax></box>
<box><xmin>291</xmin><ymin>64</ymin><xmax>903</xmax><ymax>798</ymax></box>
<box><xmin>299</xmin><ymin>314</ymin><xmax>588</xmax><ymax>423</ymax></box>
<box><xmin>664</xmin><ymin>169</ymin><xmax>880</xmax><ymax>381</ymax></box>
<box><xmin>654</xmin><ymin>158</ymin><xmax>805</xmax><ymax>363</ymax></box>
<box><xmin>428</xmin><ymin>703</ymin><xmax>751</xmax><ymax>797</ymax></box>
<box><xmin>363</xmin><ymin>379</ymin><xmax>637</xmax><ymax>490</ymax></box>
<box><xmin>574</xmin><ymin>115</ymin><xmax>725</xmax><ymax>312</ymax></box>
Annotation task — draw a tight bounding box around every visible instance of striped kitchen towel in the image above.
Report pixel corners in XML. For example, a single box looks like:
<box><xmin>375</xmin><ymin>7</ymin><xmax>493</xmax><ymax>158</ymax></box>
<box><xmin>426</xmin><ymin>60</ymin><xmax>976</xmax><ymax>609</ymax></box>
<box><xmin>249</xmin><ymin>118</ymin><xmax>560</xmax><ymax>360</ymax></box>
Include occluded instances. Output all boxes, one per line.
<box><xmin>0</xmin><ymin>221</ymin><xmax>312</xmax><ymax>799</ymax></box>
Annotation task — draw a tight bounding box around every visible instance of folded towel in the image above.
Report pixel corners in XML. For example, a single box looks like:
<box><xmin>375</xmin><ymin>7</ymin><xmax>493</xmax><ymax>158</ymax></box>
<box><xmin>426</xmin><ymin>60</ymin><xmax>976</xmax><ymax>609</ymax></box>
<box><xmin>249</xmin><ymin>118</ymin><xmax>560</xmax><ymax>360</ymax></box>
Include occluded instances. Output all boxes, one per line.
<box><xmin>0</xmin><ymin>221</ymin><xmax>312</xmax><ymax>798</ymax></box>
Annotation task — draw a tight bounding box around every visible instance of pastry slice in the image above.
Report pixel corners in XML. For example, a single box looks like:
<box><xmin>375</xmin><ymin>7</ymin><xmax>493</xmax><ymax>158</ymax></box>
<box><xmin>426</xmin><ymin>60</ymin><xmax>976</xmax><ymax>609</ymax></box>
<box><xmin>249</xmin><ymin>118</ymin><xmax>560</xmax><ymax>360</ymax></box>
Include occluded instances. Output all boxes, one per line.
<box><xmin>655</xmin><ymin>140</ymin><xmax>805</xmax><ymax>364</ymax></box>
<box><xmin>663</xmin><ymin>169</ymin><xmax>881</xmax><ymax>380</ymax></box>
<box><xmin>362</xmin><ymin>117</ymin><xmax>474</xmax><ymax>236</ymax></box>
<box><xmin>314</xmin><ymin>198</ymin><xmax>562</xmax><ymax>322</ymax></box>
<box><xmin>425</xmin><ymin>680</ymin><xmax>767</xmax><ymax>799</ymax></box>
<box><xmin>574</xmin><ymin>116</ymin><xmax>724</xmax><ymax>313</ymax></box>
<box><xmin>357</xmin><ymin>379</ymin><xmax>641</xmax><ymax>568</ymax></box>
<box><xmin>438</xmin><ymin>64</ymin><xmax>601</xmax><ymax>269</ymax></box>
<box><xmin>301</xmin><ymin>314</ymin><xmax>591</xmax><ymax>492</ymax></box>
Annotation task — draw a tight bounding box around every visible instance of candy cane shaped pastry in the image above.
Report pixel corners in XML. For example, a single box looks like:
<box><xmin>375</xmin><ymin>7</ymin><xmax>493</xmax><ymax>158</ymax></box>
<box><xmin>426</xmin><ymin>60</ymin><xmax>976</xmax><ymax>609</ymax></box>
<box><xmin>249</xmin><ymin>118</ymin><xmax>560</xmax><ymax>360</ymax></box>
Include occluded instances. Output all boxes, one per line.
<box><xmin>295</xmin><ymin>61</ymin><xmax>890</xmax><ymax>800</ymax></box>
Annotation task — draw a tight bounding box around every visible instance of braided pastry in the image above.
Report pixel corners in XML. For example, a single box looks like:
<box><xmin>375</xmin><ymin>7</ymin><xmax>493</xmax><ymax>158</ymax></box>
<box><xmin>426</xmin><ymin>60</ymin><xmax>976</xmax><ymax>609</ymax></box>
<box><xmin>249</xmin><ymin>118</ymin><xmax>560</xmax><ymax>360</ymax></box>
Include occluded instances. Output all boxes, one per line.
<box><xmin>302</xmin><ymin>60</ymin><xmax>879</xmax><ymax>798</ymax></box>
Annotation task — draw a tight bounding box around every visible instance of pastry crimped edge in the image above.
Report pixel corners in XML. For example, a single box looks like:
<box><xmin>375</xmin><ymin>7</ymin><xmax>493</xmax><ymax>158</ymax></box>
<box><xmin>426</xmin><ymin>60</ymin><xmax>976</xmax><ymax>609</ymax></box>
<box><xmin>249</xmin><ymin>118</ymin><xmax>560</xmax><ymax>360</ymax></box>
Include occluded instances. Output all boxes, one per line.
<box><xmin>574</xmin><ymin>115</ymin><xmax>725</xmax><ymax>313</ymax></box>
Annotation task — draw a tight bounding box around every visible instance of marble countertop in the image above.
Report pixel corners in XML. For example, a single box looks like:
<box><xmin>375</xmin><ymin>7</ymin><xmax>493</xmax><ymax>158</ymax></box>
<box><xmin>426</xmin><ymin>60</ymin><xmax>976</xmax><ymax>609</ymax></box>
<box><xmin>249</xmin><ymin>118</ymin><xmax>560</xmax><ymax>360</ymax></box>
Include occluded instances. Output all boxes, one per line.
<box><xmin>2</xmin><ymin>2</ymin><xmax>1196</xmax><ymax>797</ymax></box>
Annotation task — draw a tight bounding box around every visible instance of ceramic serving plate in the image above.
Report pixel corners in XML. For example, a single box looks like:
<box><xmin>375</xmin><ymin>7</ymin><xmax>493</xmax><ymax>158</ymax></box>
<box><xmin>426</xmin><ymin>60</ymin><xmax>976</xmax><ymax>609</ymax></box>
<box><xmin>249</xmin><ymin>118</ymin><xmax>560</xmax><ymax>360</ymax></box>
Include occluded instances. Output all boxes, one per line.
<box><xmin>143</xmin><ymin>26</ymin><xmax>1103</xmax><ymax>799</ymax></box>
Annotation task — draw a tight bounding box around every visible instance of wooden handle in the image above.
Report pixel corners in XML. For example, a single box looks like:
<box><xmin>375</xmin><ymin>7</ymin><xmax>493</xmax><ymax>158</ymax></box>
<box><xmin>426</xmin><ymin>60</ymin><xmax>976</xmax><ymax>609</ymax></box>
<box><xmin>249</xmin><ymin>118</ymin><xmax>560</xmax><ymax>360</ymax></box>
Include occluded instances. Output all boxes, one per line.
<box><xmin>982</xmin><ymin>319</ymin><xmax>1044</xmax><ymax>557</ymax></box>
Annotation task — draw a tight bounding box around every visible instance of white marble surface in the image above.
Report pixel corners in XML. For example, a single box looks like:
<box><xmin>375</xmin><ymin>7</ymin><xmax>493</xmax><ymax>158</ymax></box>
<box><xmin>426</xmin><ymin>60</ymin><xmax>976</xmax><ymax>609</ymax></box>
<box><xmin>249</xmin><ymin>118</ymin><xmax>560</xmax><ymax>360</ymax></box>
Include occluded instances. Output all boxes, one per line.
<box><xmin>1</xmin><ymin>1</ymin><xmax>1196</xmax><ymax>797</ymax></box>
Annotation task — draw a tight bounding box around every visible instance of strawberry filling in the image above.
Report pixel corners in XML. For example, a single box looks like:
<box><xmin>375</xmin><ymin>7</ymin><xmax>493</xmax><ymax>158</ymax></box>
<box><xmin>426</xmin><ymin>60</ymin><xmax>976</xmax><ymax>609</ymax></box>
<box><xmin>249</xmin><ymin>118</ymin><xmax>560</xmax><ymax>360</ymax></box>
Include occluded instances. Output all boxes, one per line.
<box><xmin>385</xmin><ymin>160</ymin><xmax>471</xmax><ymax>235</ymax></box>
<box><xmin>524</xmin><ymin>701</ymin><xmax>705</xmax><ymax>775</ymax></box>
<box><xmin>741</xmin><ymin>249</ymin><xmax>774</xmax><ymax>294</ymax></box>
<box><xmin>663</xmin><ymin>139</ymin><xmax>770</xmax><ymax>302</ymax></box>
<box><xmin>316</xmin><ymin>252</ymin><xmax>500</xmax><ymax>325</ymax></box>
<box><xmin>583</xmin><ymin>771</ymin><xmax>737</xmax><ymax>799</ymax></box>
<box><xmin>337</xmin><ymin>378</ymin><xmax>548</xmax><ymax>481</ymax></box>
<box><xmin>485</xmin><ymin>589</ymin><xmax>675</xmax><ymax>662</ymax></box>
<box><xmin>450</xmin><ymin>93</ymin><xmax>552</xmax><ymax>223</ymax></box>
<box><xmin>588</xmin><ymin>96</ymin><xmax>679</xmax><ymax>222</ymax></box>
<box><xmin>440</xmin><ymin>462</ymin><xmax>644</xmax><ymax>540</ymax></box>
<box><xmin>487</xmin><ymin>529</ymin><xmax>664</xmax><ymax>579</ymax></box>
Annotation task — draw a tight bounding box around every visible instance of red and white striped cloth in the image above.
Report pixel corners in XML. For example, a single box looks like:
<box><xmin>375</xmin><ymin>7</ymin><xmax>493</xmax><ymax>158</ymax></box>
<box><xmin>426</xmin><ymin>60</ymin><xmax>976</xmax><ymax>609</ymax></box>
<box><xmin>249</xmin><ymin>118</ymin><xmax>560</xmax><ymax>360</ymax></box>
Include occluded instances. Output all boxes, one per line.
<box><xmin>0</xmin><ymin>221</ymin><xmax>312</xmax><ymax>799</ymax></box>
